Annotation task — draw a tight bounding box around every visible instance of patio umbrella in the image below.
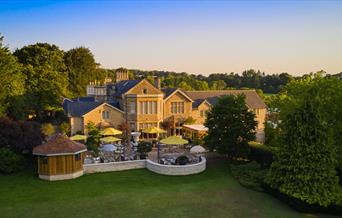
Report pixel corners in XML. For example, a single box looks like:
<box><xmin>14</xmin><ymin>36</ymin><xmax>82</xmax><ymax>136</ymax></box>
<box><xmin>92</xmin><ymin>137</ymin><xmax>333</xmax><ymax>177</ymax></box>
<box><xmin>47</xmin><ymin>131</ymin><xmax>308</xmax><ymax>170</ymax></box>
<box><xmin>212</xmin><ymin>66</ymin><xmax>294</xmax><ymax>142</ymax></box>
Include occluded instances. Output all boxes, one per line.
<box><xmin>100</xmin><ymin>136</ymin><xmax>121</xmax><ymax>143</ymax></box>
<box><xmin>142</xmin><ymin>127</ymin><xmax>167</xmax><ymax>134</ymax></box>
<box><xmin>100</xmin><ymin>127</ymin><xmax>122</xmax><ymax>136</ymax></box>
<box><xmin>69</xmin><ymin>134</ymin><xmax>87</xmax><ymax>141</ymax></box>
<box><xmin>160</xmin><ymin>136</ymin><xmax>188</xmax><ymax>145</ymax></box>
<box><xmin>190</xmin><ymin>145</ymin><xmax>206</xmax><ymax>153</ymax></box>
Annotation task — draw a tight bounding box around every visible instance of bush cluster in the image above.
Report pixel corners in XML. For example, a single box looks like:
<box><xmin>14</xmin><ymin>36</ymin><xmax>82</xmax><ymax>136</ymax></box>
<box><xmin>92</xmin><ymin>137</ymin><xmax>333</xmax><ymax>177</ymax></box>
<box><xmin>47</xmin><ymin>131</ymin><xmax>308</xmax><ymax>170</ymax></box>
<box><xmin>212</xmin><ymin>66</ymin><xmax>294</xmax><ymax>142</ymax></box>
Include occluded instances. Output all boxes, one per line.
<box><xmin>0</xmin><ymin>148</ymin><xmax>25</xmax><ymax>174</ymax></box>
<box><xmin>248</xmin><ymin>142</ymin><xmax>277</xmax><ymax>167</ymax></box>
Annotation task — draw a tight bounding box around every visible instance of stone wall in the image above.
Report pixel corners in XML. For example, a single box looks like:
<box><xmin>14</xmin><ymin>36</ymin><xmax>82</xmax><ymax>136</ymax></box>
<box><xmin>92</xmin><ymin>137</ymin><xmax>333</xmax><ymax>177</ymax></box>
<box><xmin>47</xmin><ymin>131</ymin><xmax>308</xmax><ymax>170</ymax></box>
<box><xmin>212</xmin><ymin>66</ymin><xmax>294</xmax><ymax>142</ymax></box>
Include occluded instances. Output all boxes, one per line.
<box><xmin>83</xmin><ymin>158</ymin><xmax>206</xmax><ymax>176</ymax></box>
<box><xmin>83</xmin><ymin>160</ymin><xmax>146</xmax><ymax>174</ymax></box>
<box><xmin>146</xmin><ymin>158</ymin><xmax>206</xmax><ymax>176</ymax></box>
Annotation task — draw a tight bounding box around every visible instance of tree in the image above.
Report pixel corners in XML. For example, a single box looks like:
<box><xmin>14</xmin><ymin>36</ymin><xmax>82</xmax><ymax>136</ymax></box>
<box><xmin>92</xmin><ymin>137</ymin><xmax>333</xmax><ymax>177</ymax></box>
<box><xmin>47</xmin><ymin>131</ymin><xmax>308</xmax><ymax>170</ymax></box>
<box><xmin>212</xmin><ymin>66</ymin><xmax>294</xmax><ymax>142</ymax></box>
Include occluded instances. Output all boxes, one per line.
<box><xmin>204</xmin><ymin>95</ymin><xmax>257</xmax><ymax>159</ymax></box>
<box><xmin>184</xmin><ymin>116</ymin><xmax>196</xmax><ymax>125</ymax></box>
<box><xmin>64</xmin><ymin>47</ymin><xmax>98</xmax><ymax>97</ymax></box>
<box><xmin>210</xmin><ymin>80</ymin><xmax>226</xmax><ymax>90</ymax></box>
<box><xmin>13</xmin><ymin>43</ymin><xmax>68</xmax><ymax>120</ymax></box>
<box><xmin>0</xmin><ymin>35</ymin><xmax>25</xmax><ymax>118</ymax></box>
<box><xmin>266</xmin><ymin>88</ymin><xmax>341</xmax><ymax>207</ymax></box>
<box><xmin>0</xmin><ymin>117</ymin><xmax>44</xmax><ymax>155</ymax></box>
<box><xmin>85</xmin><ymin>122</ymin><xmax>100</xmax><ymax>155</ymax></box>
<box><xmin>178</xmin><ymin>81</ymin><xmax>192</xmax><ymax>90</ymax></box>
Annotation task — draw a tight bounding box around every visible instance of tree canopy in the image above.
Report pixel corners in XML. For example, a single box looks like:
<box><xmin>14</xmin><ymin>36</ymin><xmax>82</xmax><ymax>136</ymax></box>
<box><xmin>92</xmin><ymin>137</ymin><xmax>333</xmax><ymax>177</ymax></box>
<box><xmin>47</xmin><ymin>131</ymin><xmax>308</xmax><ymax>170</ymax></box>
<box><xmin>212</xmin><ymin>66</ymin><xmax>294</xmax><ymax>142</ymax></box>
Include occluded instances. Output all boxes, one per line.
<box><xmin>204</xmin><ymin>95</ymin><xmax>257</xmax><ymax>159</ymax></box>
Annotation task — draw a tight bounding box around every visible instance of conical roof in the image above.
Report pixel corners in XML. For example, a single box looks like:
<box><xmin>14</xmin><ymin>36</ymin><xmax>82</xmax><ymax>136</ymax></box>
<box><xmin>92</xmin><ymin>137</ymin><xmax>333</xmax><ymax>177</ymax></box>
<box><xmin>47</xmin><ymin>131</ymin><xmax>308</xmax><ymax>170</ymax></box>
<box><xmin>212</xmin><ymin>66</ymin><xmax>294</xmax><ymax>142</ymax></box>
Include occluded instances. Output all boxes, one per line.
<box><xmin>33</xmin><ymin>134</ymin><xmax>87</xmax><ymax>156</ymax></box>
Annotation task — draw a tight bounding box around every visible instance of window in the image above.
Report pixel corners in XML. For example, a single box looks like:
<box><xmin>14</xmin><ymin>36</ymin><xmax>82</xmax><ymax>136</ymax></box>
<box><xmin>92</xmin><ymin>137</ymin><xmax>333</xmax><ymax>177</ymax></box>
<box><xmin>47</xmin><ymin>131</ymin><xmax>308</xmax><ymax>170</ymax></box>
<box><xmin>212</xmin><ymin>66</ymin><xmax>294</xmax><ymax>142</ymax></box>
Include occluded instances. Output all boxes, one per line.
<box><xmin>129</xmin><ymin>102</ymin><xmax>136</xmax><ymax>114</ymax></box>
<box><xmin>138</xmin><ymin>101</ymin><xmax>157</xmax><ymax>114</ymax></box>
<box><xmin>75</xmin><ymin>153</ymin><xmax>81</xmax><ymax>161</ymax></box>
<box><xmin>200</xmin><ymin>110</ymin><xmax>204</xmax><ymax>117</ymax></box>
<box><xmin>40</xmin><ymin>156</ymin><xmax>48</xmax><ymax>164</ymax></box>
<box><xmin>102</xmin><ymin>111</ymin><xmax>109</xmax><ymax>119</ymax></box>
<box><xmin>171</xmin><ymin>102</ymin><xmax>184</xmax><ymax>114</ymax></box>
<box><xmin>143</xmin><ymin>88</ymin><xmax>147</xmax><ymax>94</ymax></box>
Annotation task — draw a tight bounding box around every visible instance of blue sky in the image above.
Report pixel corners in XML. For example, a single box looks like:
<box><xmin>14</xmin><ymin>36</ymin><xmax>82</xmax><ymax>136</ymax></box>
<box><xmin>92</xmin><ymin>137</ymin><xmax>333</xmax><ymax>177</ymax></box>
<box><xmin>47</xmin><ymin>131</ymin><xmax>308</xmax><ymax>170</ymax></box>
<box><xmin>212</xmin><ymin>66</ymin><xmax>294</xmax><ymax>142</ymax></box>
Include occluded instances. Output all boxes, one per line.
<box><xmin>1</xmin><ymin>0</ymin><xmax>342</xmax><ymax>75</ymax></box>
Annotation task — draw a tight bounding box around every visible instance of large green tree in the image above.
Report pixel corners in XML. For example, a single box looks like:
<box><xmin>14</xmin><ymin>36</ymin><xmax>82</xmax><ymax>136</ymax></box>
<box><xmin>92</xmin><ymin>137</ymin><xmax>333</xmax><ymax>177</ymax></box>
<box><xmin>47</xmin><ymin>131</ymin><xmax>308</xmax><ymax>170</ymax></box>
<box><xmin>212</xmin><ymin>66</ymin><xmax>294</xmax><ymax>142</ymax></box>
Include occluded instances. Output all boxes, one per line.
<box><xmin>0</xmin><ymin>35</ymin><xmax>25</xmax><ymax>117</ymax></box>
<box><xmin>64</xmin><ymin>47</ymin><xmax>98</xmax><ymax>97</ymax></box>
<box><xmin>267</xmin><ymin>72</ymin><xmax>342</xmax><ymax>206</ymax></box>
<box><xmin>266</xmin><ymin>86</ymin><xmax>341</xmax><ymax>206</ymax></box>
<box><xmin>204</xmin><ymin>95</ymin><xmax>257</xmax><ymax>159</ymax></box>
<box><xmin>13</xmin><ymin>43</ymin><xmax>68</xmax><ymax>120</ymax></box>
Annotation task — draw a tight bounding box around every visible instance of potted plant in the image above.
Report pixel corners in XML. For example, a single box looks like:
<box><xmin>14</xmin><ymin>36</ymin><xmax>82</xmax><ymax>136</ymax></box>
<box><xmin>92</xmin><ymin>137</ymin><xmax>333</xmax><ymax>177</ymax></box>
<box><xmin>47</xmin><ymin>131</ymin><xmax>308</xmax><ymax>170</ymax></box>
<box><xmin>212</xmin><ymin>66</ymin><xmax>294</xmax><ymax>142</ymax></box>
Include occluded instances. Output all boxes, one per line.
<box><xmin>137</xmin><ymin>141</ymin><xmax>152</xmax><ymax>159</ymax></box>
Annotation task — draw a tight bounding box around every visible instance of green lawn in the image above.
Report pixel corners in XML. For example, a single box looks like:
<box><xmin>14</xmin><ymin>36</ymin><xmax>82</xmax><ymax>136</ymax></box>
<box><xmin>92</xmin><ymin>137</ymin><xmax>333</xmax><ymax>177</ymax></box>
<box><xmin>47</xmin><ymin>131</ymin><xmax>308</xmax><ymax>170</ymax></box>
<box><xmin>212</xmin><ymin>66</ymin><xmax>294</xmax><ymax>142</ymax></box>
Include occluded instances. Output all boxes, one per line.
<box><xmin>0</xmin><ymin>159</ymin><xmax>334</xmax><ymax>218</ymax></box>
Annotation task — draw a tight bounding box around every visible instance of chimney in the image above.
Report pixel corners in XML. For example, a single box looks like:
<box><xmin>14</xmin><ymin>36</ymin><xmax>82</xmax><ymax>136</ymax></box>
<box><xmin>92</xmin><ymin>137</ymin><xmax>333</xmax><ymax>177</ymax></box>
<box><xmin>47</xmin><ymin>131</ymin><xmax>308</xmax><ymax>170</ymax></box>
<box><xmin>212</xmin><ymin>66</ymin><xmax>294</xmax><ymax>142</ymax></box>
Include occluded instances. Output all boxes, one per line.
<box><xmin>116</xmin><ymin>68</ymin><xmax>129</xmax><ymax>83</ymax></box>
<box><xmin>154</xmin><ymin>77</ymin><xmax>160</xmax><ymax>89</ymax></box>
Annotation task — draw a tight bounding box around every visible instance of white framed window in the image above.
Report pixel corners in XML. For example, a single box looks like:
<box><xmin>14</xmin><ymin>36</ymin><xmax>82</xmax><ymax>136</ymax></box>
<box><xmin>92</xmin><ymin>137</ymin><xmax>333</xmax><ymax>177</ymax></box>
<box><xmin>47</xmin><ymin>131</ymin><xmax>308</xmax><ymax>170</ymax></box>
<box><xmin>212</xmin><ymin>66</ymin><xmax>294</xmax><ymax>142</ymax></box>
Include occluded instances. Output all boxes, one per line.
<box><xmin>129</xmin><ymin>102</ymin><xmax>136</xmax><ymax>114</ymax></box>
<box><xmin>171</xmin><ymin>102</ymin><xmax>184</xmax><ymax>114</ymax></box>
<box><xmin>102</xmin><ymin>111</ymin><xmax>109</xmax><ymax>119</ymax></box>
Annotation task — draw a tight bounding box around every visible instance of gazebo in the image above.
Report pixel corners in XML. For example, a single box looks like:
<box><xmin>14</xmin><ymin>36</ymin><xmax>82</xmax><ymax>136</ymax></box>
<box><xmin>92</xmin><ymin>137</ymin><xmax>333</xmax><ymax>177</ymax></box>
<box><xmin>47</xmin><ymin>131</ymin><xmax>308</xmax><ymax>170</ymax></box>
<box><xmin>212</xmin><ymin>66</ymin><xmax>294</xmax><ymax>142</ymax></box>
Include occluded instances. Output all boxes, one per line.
<box><xmin>33</xmin><ymin>134</ymin><xmax>87</xmax><ymax>181</ymax></box>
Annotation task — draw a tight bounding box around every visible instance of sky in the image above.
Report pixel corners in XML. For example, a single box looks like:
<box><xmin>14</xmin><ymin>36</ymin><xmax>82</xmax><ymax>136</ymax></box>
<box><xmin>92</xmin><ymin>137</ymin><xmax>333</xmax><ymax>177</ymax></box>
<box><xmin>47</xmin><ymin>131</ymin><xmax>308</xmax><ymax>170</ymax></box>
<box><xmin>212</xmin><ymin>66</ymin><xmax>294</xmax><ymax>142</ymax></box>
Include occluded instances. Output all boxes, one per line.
<box><xmin>1</xmin><ymin>0</ymin><xmax>342</xmax><ymax>76</ymax></box>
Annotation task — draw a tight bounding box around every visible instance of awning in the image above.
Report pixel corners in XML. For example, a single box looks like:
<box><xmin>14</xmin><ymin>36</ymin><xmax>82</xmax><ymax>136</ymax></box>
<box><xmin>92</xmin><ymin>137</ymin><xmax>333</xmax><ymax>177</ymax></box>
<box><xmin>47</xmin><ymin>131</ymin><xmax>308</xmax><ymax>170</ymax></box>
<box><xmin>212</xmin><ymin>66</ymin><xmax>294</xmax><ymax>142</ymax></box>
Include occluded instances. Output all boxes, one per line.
<box><xmin>160</xmin><ymin>136</ymin><xmax>188</xmax><ymax>145</ymax></box>
<box><xmin>69</xmin><ymin>134</ymin><xmax>87</xmax><ymax>141</ymax></box>
<box><xmin>142</xmin><ymin>127</ymin><xmax>167</xmax><ymax>134</ymax></box>
<box><xmin>100</xmin><ymin>127</ymin><xmax>122</xmax><ymax>136</ymax></box>
<box><xmin>183</xmin><ymin>124</ymin><xmax>208</xmax><ymax>132</ymax></box>
<box><xmin>100</xmin><ymin>136</ymin><xmax>121</xmax><ymax>143</ymax></box>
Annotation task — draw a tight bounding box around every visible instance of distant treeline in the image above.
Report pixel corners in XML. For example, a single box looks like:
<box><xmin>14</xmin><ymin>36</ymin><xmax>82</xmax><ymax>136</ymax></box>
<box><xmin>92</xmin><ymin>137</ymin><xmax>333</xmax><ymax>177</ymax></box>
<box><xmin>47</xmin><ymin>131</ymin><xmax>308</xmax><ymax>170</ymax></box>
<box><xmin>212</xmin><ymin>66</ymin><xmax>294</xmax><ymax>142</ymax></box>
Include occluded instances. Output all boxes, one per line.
<box><xmin>0</xmin><ymin>33</ymin><xmax>341</xmax><ymax>121</ymax></box>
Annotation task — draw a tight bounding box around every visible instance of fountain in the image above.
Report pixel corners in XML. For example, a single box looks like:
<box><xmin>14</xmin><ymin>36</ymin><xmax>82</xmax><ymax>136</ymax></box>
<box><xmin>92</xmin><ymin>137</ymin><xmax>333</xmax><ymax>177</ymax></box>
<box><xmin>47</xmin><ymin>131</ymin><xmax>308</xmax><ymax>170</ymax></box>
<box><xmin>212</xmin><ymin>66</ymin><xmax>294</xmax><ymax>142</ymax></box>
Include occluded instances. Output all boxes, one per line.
<box><xmin>131</xmin><ymin>132</ymin><xmax>141</xmax><ymax>152</ymax></box>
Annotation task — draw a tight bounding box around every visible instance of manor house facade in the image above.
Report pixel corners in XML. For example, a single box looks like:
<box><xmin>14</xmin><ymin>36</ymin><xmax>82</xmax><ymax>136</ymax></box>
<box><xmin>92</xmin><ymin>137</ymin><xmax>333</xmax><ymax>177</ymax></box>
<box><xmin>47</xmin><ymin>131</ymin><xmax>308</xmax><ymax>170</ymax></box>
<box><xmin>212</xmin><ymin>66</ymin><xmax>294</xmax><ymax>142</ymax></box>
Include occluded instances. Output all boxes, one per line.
<box><xmin>63</xmin><ymin>70</ymin><xmax>267</xmax><ymax>141</ymax></box>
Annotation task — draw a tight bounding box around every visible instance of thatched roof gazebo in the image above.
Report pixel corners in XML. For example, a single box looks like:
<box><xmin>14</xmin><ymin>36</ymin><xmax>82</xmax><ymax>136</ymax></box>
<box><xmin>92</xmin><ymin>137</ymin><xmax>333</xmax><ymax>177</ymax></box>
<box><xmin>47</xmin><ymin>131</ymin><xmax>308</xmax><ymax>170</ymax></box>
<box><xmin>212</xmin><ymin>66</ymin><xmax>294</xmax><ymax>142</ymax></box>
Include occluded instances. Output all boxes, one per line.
<box><xmin>33</xmin><ymin>134</ymin><xmax>87</xmax><ymax>181</ymax></box>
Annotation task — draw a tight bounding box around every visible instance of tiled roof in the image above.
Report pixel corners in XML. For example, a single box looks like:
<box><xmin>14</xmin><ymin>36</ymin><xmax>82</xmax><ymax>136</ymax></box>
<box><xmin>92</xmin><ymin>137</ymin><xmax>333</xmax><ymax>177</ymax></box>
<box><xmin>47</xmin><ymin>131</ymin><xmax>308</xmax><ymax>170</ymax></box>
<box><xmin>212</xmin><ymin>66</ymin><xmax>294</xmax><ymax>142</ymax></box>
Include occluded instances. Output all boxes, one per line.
<box><xmin>192</xmin><ymin>99</ymin><xmax>206</xmax><ymax>108</ymax></box>
<box><xmin>33</xmin><ymin>134</ymin><xmax>87</xmax><ymax>155</ymax></box>
<box><xmin>66</xmin><ymin>101</ymin><xmax>102</xmax><ymax>117</ymax></box>
<box><xmin>185</xmin><ymin>90</ymin><xmax>267</xmax><ymax>109</ymax></box>
<box><xmin>161</xmin><ymin>88</ymin><xmax>177</xmax><ymax>99</ymax></box>
<box><xmin>113</xmin><ymin>80</ymin><xmax>141</xmax><ymax>97</ymax></box>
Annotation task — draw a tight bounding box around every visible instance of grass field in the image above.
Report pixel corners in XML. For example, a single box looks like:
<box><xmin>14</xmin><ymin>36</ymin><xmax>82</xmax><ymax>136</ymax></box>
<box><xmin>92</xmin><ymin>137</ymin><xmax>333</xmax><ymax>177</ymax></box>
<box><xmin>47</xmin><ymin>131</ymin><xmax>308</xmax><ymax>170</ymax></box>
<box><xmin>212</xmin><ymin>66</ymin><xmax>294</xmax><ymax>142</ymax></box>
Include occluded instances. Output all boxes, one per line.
<box><xmin>0</xmin><ymin>159</ymin><xmax>334</xmax><ymax>218</ymax></box>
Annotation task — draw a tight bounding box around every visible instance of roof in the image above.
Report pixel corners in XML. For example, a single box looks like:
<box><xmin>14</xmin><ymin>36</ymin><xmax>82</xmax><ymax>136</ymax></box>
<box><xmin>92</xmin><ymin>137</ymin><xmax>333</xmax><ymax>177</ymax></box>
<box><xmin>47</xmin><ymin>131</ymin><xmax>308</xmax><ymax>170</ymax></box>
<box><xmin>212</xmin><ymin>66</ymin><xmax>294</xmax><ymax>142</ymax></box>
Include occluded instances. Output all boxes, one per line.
<box><xmin>183</xmin><ymin>124</ymin><xmax>208</xmax><ymax>132</ymax></box>
<box><xmin>66</xmin><ymin>101</ymin><xmax>102</xmax><ymax>117</ymax></box>
<box><xmin>162</xmin><ymin>88</ymin><xmax>193</xmax><ymax>102</ymax></box>
<box><xmin>161</xmin><ymin>88</ymin><xmax>177</xmax><ymax>99</ymax></box>
<box><xmin>113</xmin><ymin>80</ymin><xmax>141</xmax><ymax>97</ymax></box>
<box><xmin>192</xmin><ymin>99</ymin><xmax>208</xmax><ymax>108</ymax></box>
<box><xmin>33</xmin><ymin>134</ymin><xmax>87</xmax><ymax>156</ymax></box>
<box><xmin>185</xmin><ymin>90</ymin><xmax>267</xmax><ymax>109</ymax></box>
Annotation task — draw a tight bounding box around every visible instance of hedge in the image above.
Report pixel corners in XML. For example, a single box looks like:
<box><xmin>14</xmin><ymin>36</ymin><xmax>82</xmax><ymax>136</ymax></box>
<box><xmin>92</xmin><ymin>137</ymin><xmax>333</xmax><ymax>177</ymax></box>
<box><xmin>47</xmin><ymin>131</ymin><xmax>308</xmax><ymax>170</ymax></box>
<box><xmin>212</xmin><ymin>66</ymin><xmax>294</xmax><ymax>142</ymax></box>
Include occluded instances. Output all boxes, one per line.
<box><xmin>248</xmin><ymin>142</ymin><xmax>278</xmax><ymax>167</ymax></box>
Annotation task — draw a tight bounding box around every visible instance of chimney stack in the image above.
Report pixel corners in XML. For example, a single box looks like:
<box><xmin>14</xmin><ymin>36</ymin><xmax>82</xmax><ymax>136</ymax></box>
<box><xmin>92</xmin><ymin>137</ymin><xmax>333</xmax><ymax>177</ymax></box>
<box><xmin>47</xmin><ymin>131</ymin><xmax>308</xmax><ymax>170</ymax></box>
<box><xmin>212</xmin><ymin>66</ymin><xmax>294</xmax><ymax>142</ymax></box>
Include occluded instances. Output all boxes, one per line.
<box><xmin>115</xmin><ymin>68</ymin><xmax>129</xmax><ymax>83</ymax></box>
<box><xmin>154</xmin><ymin>76</ymin><xmax>161</xmax><ymax>89</ymax></box>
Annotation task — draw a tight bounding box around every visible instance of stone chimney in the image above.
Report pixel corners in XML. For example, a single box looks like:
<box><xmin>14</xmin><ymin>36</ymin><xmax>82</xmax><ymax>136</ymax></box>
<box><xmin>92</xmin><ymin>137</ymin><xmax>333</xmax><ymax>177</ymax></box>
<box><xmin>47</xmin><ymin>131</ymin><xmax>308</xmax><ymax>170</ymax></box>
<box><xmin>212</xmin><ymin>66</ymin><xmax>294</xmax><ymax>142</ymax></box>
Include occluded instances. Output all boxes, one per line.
<box><xmin>115</xmin><ymin>68</ymin><xmax>129</xmax><ymax>83</ymax></box>
<box><xmin>154</xmin><ymin>76</ymin><xmax>161</xmax><ymax>89</ymax></box>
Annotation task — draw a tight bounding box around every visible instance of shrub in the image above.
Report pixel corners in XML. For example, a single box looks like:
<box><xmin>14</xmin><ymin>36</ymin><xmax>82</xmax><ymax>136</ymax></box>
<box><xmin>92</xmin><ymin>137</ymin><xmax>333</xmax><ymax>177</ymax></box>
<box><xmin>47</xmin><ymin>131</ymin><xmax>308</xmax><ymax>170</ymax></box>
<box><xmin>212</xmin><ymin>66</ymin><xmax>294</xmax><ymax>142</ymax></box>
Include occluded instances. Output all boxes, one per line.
<box><xmin>176</xmin><ymin>155</ymin><xmax>189</xmax><ymax>165</ymax></box>
<box><xmin>41</xmin><ymin>123</ymin><xmax>55</xmax><ymax>137</ymax></box>
<box><xmin>0</xmin><ymin>148</ymin><xmax>24</xmax><ymax>174</ymax></box>
<box><xmin>137</xmin><ymin>141</ymin><xmax>152</xmax><ymax>154</ymax></box>
<box><xmin>248</xmin><ymin>142</ymin><xmax>277</xmax><ymax>167</ymax></box>
<box><xmin>59</xmin><ymin>122</ymin><xmax>70</xmax><ymax>136</ymax></box>
<box><xmin>230</xmin><ymin>161</ymin><xmax>268</xmax><ymax>192</ymax></box>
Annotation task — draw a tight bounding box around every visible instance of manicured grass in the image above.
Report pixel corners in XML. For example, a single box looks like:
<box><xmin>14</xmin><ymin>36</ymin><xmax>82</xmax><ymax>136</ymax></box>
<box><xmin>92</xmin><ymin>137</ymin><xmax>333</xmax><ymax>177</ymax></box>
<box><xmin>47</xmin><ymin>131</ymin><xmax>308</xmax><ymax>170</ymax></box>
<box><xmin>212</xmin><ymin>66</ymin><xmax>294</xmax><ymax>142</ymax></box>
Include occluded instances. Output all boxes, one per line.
<box><xmin>0</xmin><ymin>159</ymin><xmax>334</xmax><ymax>218</ymax></box>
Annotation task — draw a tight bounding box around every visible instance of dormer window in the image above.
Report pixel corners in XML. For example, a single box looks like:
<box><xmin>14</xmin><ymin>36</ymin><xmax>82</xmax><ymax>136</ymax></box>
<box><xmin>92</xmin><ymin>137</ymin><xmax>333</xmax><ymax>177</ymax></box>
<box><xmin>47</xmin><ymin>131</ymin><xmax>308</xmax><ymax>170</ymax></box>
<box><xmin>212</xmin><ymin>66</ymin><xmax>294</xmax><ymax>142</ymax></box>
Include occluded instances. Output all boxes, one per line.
<box><xmin>143</xmin><ymin>89</ymin><xmax>147</xmax><ymax>94</ymax></box>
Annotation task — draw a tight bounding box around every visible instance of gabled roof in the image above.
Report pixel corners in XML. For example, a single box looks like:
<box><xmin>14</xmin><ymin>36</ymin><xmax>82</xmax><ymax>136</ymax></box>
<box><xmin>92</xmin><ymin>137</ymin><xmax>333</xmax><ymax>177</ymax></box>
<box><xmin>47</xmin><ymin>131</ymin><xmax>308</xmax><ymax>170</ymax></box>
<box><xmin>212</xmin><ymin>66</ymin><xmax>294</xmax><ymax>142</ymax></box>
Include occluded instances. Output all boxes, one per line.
<box><xmin>185</xmin><ymin>90</ymin><xmax>267</xmax><ymax>109</ymax></box>
<box><xmin>192</xmin><ymin>99</ymin><xmax>211</xmax><ymax>109</ymax></box>
<box><xmin>161</xmin><ymin>88</ymin><xmax>177</xmax><ymax>99</ymax></box>
<box><xmin>33</xmin><ymin>134</ymin><xmax>87</xmax><ymax>156</ymax></box>
<box><xmin>113</xmin><ymin>80</ymin><xmax>141</xmax><ymax>97</ymax></box>
<box><xmin>66</xmin><ymin>101</ymin><xmax>102</xmax><ymax>117</ymax></box>
<box><xmin>162</xmin><ymin>88</ymin><xmax>193</xmax><ymax>102</ymax></box>
<box><xmin>82</xmin><ymin>102</ymin><xmax>124</xmax><ymax>117</ymax></box>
